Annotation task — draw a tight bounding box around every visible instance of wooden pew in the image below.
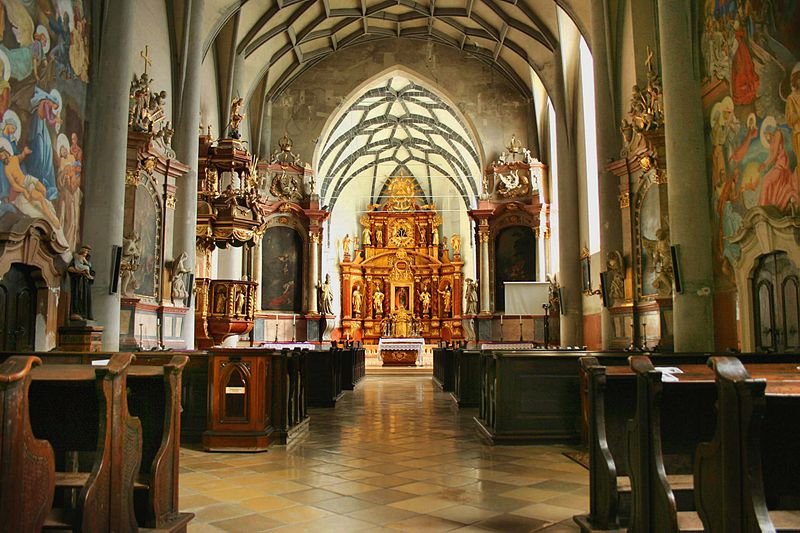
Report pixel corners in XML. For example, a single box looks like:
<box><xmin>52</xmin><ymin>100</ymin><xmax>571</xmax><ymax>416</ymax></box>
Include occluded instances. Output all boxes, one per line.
<box><xmin>695</xmin><ymin>357</ymin><xmax>800</xmax><ymax>532</ymax></box>
<box><xmin>307</xmin><ymin>349</ymin><xmax>343</xmax><ymax>408</ymax></box>
<box><xmin>625</xmin><ymin>356</ymin><xmax>718</xmax><ymax>533</ymax></box>
<box><xmin>29</xmin><ymin>353</ymin><xmax>142</xmax><ymax>532</ymax></box>
<box><xmin>0</xmin><ymin>356</ymin><xmax>55</xmax><ymax>533</ymax></box>
<box><xmin>451</xmin><ymin>348</ymin><xmax>481</xmax><ymax>408</ymax></box>
<box><xmin>433</xmin><ymin>346</ymin><xmax>456</xmax><ymax>392</ymax></box>
<box><xmin>341</xmin><ymin>346</ymin><xmax>365</xmax><ymax>390</ymax></box>
<box><xmin>127</xmin><ymin>356</ymin><xmax>194</xmax><ymax>532</ymax></box>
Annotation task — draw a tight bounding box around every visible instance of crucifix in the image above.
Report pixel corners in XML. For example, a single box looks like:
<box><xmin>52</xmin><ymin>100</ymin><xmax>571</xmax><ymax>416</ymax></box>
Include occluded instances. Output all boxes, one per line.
<box><xmin>140</xmin><ymin>45</ymin><xmax>153</xmax><ymax>76</ymax></box>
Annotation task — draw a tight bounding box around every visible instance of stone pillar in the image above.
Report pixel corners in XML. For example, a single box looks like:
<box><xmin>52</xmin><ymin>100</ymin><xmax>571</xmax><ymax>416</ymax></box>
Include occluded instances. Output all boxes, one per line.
<box><xmin>591</xmin><ymin>0</ymin><xmax>624</xmax><ymax>349</ymax></box>
<box><xmin>252</xmin><ymin>238</ymin><xmax>263</xmax><ymax>309</ymax></box>
<box><xmin>657</xmin><ymin>0</ymin><xmax>714</xmax><ymax>351</ymax></box>
<box><xmin>308</xmin><ymin>231</ymin><xmax>321</xmax><ymax>313</ymax></box>
<box><xmin>478</xmin><ymin>224</ymin><xmax>491</xmax><ymax>314</ymax></box>
<box><xmin>81</xmin><ymin>1</ymin><xmax>136</xmax><ymax>350</ymax></box>
<box><xmin>554</xmin><ymin>98</ymin><xmax>584</xmax><ymax>347</ymax></box>
<box><xmin>172</xmin><ymin>0</ymin><xmax>204</xmax><ymax>349</ymax></box>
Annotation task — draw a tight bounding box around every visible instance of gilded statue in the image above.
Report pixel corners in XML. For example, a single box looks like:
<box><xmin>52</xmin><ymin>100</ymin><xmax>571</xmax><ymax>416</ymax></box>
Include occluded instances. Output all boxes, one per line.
<box><xmin>352</xmin><ymin>285</ymin><xmax>363</xmax><ymax>316</ymax></box>
<box><xmin>375</xmin><ymin>227</ymin><xmax>384</xmax><ymax>247</ymax></box>
<box><xmin>438</xmin><ymin>284</ymin><xmax>452</xmax><ymax>314</ymax></box>
<box><xmin>362</xmin><ymin>226</ymin><xmax>371</xmax><ymax>246</ymax></box>
<box><xmin>372</xmin><ymin>283</ymin><xmax>385</xmax><ymax>316</ymax></box>
<box><xmin>451</xmin><ymin>234</ymin><xmax>461</xmax><ymax>255</ymax></box>
<box><xmin>228</xmin><ymin>97</ymin><xmax>245</xmax><ymax>139</ymax></box>
<box><xmin>495</xmin><ymin>168</ymin><xmax>531</xmax><ymax>198</ymax></box>
<box><xmin>506</xmin><ymin>134</ymin><xmax>523</xmax><ymax>160</ymax></box>
<box><xmin>235</xmin><ymin>289</ymin><xmax>246</xmax><ymax>316</ymax></box>
<box><xmin>342</xmin><ymin>234</ymin><xmax>351</xmax><ymax>256</ymax></box>
<box><xmin>419</xmin><ymin>285</ymin><xmax>432</xmax><ymax>315</ymax></box>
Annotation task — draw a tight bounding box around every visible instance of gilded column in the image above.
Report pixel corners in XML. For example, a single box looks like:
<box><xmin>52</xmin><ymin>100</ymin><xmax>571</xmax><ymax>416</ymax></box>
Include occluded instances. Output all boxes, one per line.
<box><xmin>172</xmin><ymin>0</ymin><xmax>205</xmax><ymax>348</ymax></box>
<box><xmin>81</xmin><ymin>0</ymin><xmax>136</xmax><ymax>350</ymax></box>
<box><xmin>657</xmin><ymin>0</ymin><xmax>714</xmax><ymax>351</ymax></box>
<box><xmin>591</xmin><ymin>0</ymin><xmax>624</xmax><ymax>348</ymax></box>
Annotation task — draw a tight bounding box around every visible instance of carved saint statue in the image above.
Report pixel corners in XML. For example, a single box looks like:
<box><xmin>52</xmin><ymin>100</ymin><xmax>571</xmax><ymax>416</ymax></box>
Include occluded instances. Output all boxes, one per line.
<box><xmin>352</xmin><ymin>285</ymin><xmax>363</xmax><ymax>316</ymax></box>
<box><xmin>451</xmin><ymin>234</ymin><xmax>461</xmax><ymax>255</ymax></box>
<box><xmin>647</xmin><ymin>226</ymin><xmax>673</xmax><ymax>297</ymax></box>
<box><xmin>438</xmin><ymin>284</ymin><xmax>452</xmax><ymax>314</ymax></box>
<box><xmin>464</xmin><ymin>278</ymin><xmax>478</xmax><ymax>315</ymax></box>
<box><xmin>317</xmin><ymin>274</ymin><xmax>334</xmax><ymax>315</ymax></box>
<box><xmin>171</xmin><ymin>251</ymin><xmax>192</xmax><ymax>305</ymax></box>
<box><xmin>342</xmin><ymin>234</ymin><xmax>351</xmax><ymax>257</ymax></box>
<box><xmin>432</xmin><ymin>228</ymin><xmax>439</xmax><ymax>246</ymax></box>
<box><xmin>228</xmin><ymin>97</ymin><xmax>245</xmax><ymax>139</ymax></box>
<box><xmin>372</xmin><ymin>283</ymin><xmax>385</xmax><ymax>316</ymax></box>
<box><xmin>214</xmin><ymin>288</ymin><xmax>226</xmax><ymax>314</ymax></box>
<box><xmin>375</xmin><ymin>227</ymin><xmax>383</xmax><ymax>247</ymax></box>
<box><xmin>419</xmin><ymin>286</ymin><xmax>432</xmax><ymax>315</ymax></box>
<box><xmin>605</xmin><ymin>251</ymin><xmax>625</xmax><ymax>302</ymax></box>
<box><xmin>362</xmin><ymin>226</ymin><xmax>371</xmax><ymax>246</ymax></box>
<box><xmin>120</xmin><ymin>233</ymin><xmax>141</xmax><ymax>297</ymax></box>
<box><xmin>235</xmin><ymin>289</ymin><xmax>246</xmax><ymax>316</ymax></box>
<box><xmin>68</xmin><ymin>245</ymin><xmax>94</xmax><ymax>321</ymax></box>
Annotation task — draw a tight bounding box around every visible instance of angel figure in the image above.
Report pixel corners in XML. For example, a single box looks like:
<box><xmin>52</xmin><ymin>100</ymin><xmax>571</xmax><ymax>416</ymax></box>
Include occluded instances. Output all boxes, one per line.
<box><xmin>228</xmin><ymin>97</ymin><xmax>245</xmax><ymax>139</ymax></box>
<box><xmin>643</xmin><ymin>226</ymin><xmax>673</xmax><ymax>297</ymax></box>
<box><xmin>171</xmin><ymin>251</ymin><xmax>192</xmax><ymax>305</ymax></box>
<box><xmin>605</xmin><ymin>251</ymin><xmax>625</xmax><ymax>301</ymax></box>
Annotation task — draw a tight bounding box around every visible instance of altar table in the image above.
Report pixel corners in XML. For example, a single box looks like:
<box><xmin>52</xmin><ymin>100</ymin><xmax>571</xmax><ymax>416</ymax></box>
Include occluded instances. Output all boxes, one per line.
<box><xmin>379</xmin><ymin>337</ymin><xmax>425</xmax><ymax>366</ymax></box>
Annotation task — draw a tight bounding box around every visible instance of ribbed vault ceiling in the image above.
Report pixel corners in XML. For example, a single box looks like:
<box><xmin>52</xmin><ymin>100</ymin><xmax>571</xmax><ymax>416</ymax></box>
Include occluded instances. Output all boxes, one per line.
<box><xmin>316</xmin><ymin>74</ymin><xmax>482</xmax><ymax>212</ymax></box>
<box><xmin>203</xmin><ymin>1</ymin><xmax>591</xmax><ymax>101</ymax></box>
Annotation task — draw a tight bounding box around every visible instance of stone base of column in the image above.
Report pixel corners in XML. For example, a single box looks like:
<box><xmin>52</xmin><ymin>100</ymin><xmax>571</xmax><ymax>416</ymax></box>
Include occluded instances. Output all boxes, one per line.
<box><xmin>58</xmin><ymin>322</ymin><xmax>104</xmax><ymax>352</ymax></box>
<box><xmin>305</xmin><ymin>313</ymin><xmax>323</xmax><ymax>341</ymax></box>
<box><xmin>462</xmin><ymin>315</ymin><xmax>478</xmax><ymax>342</ymax></box>
<box><xmin>320</xmin><ymin>314</ymin><xmax>336</xmax><ymax>341</ymax></box>
<box><xmin>477</xmin><ymin>318</ymin><xmax>493</xmax><ymax>342</ymax></box>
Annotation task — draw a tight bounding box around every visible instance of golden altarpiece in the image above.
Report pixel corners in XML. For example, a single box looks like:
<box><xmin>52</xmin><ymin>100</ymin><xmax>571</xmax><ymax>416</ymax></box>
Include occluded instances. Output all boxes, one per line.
<box><xmin>340</xmin><ymin>175</ymin><xmax>464</xmax><ymax>344</ymax></box>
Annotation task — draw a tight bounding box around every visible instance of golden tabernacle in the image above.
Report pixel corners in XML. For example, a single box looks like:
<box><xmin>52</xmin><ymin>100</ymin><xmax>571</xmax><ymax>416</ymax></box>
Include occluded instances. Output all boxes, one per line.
<box><xmin>340</xmin><ymin>174</ymin><xmax>464</xmax><ymax>345</ymax></box>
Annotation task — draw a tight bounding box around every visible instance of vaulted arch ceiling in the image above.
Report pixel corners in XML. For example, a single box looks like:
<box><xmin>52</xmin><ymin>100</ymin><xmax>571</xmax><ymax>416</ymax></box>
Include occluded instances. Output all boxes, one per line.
<box><xmin>316</xmin><ymin>74</ymin><xmax>483</xmax><ymax>212</ymax></box>
<box><xmin>202</xmin><ymin>0</ymin><xmax>592</xmax><ymax>103</ymax></box>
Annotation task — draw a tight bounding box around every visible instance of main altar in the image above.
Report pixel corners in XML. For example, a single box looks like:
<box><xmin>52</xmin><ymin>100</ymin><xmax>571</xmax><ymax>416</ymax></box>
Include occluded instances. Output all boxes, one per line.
<box><xmin>340</xmin><ymin>174</ymin><xmax>464</xmax><ymax>345</ymax></box>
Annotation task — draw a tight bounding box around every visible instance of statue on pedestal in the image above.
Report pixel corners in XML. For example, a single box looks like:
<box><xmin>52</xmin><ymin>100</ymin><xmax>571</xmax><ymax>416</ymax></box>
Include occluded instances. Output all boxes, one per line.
<box><xmin>419</xmin><ymin>286</ymin><xmax>431</xmax><ymax>315</ymax></box>
<box><xmin>228</xmin><ymin>97</ymin><xmax>245</xmax><ymax>139</ymax></box>
<box><xmin>68</xmin><ymin>244</ymin><xmax>94</xmax><ymax>321</ymax></box>
<box><xmin>170</xmin><ymin>251</ymin><xmax>191</xmax><ymax>305</ymax></box>
<box><xmin>464</xmin><ymin>278</ymin><xmax>478</xmax><ymax>315</ymax></box>
<box><xmin>438</xmin><ymin>284</ymin><xmax>452</xmax><ymax>314</ymax></box>
<box><xmin>317</xmin><ymin>274</ymin><xmax>334</xmax><ymax>315</ymax></box>
<box><xmin>342</xmin><ymin>234</ymin><xmax>351</xmax><ymax>257</ymax></box>
<box><xmin>451</xmin><ymin>234</ymin><xmax>461</xmax><ymax>255</ymax></box>
<box><xmin>362</xmin><ymin>226</ymin><xmax>371</xmax><ymax>246</ymax></box>
<box><xmin>372</xmin><ymin>283</ymin><xmax>385</xmax><ymax>316</ymax></box>
<box><xmin>352</xmin><ymin>285</ymin><xmax>363</xmax><ymax>316</ymax></box>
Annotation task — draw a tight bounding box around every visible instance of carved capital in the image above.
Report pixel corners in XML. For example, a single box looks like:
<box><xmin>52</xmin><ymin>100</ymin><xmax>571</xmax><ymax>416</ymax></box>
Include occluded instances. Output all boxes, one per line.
<box><xmin>125</xmin><ymin>171</ymin><xmax>141</xmax><ymax>186</ymax></box>
<box><xmin>309</xmin><ymin>231</ymin><xmax>321</xmax><ymax>244</ymax></box>
<box><xmin>165</xmin><ymin>192</ymin><xmax>177</xmax><ymax>209</ymax></box>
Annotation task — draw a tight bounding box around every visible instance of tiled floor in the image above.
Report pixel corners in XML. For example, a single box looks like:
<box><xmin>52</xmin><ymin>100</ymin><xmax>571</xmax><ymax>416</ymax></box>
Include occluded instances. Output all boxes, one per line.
<box><xmin>181</xmin><ymin>376</ymin><xmax>588</xmax><ymax>532</ymax></box>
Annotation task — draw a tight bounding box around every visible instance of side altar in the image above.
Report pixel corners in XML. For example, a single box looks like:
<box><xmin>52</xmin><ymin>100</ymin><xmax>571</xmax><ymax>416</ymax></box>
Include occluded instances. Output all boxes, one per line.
<box><xmin>340</xmin><ymin>174</ymin><xmax>464</xmax><ymax>344</ymax></box>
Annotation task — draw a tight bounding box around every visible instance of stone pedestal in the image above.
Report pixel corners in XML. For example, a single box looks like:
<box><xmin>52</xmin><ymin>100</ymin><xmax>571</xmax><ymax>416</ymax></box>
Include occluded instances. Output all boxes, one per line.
<box><xmin>477</xmin><ymin>318</ymin><xmax>494</xmax><ymax>342</ymax></box>
<box><xmin>58</xmin><ymin>323</ymin><xmax>104</xmax><ymax>352</ymax></box>
<box><xmin>320</xmin><ymin>314</ymin><xmax>336</xmax><ymax>341</ymax></box>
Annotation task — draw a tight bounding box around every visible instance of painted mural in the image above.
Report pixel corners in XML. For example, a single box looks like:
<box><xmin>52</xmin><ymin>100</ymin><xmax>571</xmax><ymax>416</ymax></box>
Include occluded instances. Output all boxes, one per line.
<box><xmin>494</xmin><ymin>226</ymin><xmax>536</xmax><ymax>311</ymax></box>
<box><xmin>0</xmin><ymin>0</ymin><xmax>89</xmax><ymax>252</ymax></box>
<box><xmin>261</xmin><ymin>226</ymin><xmax>303</xmax><ymax>312</ymax></box>
<box><xmin>701</xmin><ymin>0</ymin><xmax>800</xmax><ymax>284</ymax></box>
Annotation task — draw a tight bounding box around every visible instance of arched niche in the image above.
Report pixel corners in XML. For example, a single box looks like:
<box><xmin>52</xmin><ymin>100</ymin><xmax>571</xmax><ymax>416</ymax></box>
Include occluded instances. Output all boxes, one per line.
<box><xmin>260</xmin><ymin>225</ymin><xmax>304</xmax><ymax>312</ymax></box>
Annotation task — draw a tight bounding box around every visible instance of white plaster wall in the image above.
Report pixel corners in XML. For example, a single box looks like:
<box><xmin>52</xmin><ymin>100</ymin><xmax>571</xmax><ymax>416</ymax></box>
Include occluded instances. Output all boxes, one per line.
<box><xmin>200</xmin><ymin>53</ymin><xmax>222</xmax><ymax>138</ymax></box>
<box><xmin>130</xmin><ymin>0</ymin><xmax>173</xmax><ymax>125</ymax></box>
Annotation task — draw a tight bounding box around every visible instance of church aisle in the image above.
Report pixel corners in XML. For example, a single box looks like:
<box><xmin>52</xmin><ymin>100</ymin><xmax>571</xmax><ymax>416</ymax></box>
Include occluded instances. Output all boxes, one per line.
<box><xmin>181</xmin><ymin>377</ymin><xmax>587</xmax><ymax>532</ymax></box>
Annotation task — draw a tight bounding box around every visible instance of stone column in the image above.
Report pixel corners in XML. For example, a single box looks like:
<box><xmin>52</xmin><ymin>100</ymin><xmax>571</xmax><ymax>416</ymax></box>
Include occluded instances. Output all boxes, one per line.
<box><xmin>478</xmin><ymin>224</ymin><xmax>491</xmax><ymax>314</ymax></box>
<box><xmin>172</xmin><ymin>0</ymin><xmax>204</xmax><ymax>349</ymax></box>
<box><xmin>657</xmin><ymin>0</ymin><xmax>714</xmax><ymax>351</ymax></box>
<box><xmin>81</xmin><ymin>1</ymin><xmax>136</xmax><ymax>350</ymax></box>
<box><xmin>554</xmin><ymin>92</ymin><xmax>584</xmax><ymax>346</ymax></box>
<box><xmin>252</xmin><ymin>238</ymin><xmax>263</xmax><ymax>309</ymax></box>
<box><xmin>308</xmin><ymin>231</ymin><xmax>321</xmax><ymax>313</ymax></box>
<box><xmin>591</xmin><ymin>0</ymin><xmax>624</xmax><ymax>349</ymax></box>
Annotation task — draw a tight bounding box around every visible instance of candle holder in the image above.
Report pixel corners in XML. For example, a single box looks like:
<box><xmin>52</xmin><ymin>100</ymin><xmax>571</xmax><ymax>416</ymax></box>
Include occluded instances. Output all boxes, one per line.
<box><xmin>499</xmin><ymin>315</ymin><xmax>504</xmax><ymax>343</ymax></box>
<box><xmin>519</xmin><ymin>316</ymin><xmax>523</xmax><ymax>343</ymax></box>
<box><xmin>274</xmin><ymin>318</ymin><xmax>279</xmax><ymax>343</ymax></box>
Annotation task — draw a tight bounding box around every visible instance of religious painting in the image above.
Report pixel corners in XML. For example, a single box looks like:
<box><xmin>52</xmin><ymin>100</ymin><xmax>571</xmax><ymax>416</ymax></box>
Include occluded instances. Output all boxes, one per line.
<box><xmin>133</xmin><ymin>178</ymin><xmax>161</xmax><ymax>298</ymax></box>
<box><xmin>494</xmin><ymin>226</ymin><xmax>536</xmax><ymax>311</ymax></box>
<box><xmin>392</xmin><ymin>285</ymin><xmax>410</xmax><ymax>313</ymax></box>
<box><xmin>700</xmin><ymin>1</ymin><xmax>800</xmax><ymax>286</ymax></box>
<box><xmin>261</xmin><ymin>226</ymin><xmax>303</xmax><ymax>312</ymax></box>
<box><xmin>0</xmin><ymin>0</ymin><xmax>90</xmax><ymax>253</ymax></box>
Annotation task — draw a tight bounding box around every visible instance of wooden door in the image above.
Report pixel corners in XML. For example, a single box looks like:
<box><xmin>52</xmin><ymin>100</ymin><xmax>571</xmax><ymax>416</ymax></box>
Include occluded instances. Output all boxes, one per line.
<box><xmin>753</xmin><ymin>252</ymin><xmax>800</xmax><ymax>352</ymax></box>
<box><xmin>0</xmin><ymin>264</ymin><xmax>37</xmax><ymax>351</ymax></box>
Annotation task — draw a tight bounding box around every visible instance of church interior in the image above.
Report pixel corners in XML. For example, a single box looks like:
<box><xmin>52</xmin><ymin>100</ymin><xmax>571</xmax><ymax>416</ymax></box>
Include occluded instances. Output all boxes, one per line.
<box><xmin>2</xmin><ymin>0</ymin><xmax>800</xmax><ymax>531</ymax></box>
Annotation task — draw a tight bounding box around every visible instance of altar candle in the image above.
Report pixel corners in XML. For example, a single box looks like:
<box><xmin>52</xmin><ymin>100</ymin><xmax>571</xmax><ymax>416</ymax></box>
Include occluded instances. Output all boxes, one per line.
<box><xmin>292</xmin><ymin>314</ymin><xmax>296</xmax><ymax>325</ymax></box>
<box><xmin>500</xmin><ymin>315</ymin><xmax>503</xmax><ymax>326</ymax></box>
<box><xmin>519</xmin><ymin>315</ymin><xmax>522</xmax><ymax>327</ymax></box>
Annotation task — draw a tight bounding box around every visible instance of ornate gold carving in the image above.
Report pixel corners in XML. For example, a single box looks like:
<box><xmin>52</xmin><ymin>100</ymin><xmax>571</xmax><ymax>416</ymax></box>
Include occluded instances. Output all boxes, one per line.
<box><xmin>125</xmin><ymin>171</ymin><xmax>141</xmax><ymax>186</ymax></box>
<box><xmin>279</xmin><ymin>203</ymin><xmax>293</xmax><ymax>212</ymax></box>
<box><xmin>165</xmin><ymin>193</ymin><xmax>176</xmax><ymax>209</ymax></box>
<box><xmin>654</xmin><ymin>171</ymin><xmax>668</xmax><ymax>184</ymax></box>
<box><xmin>639</xmin><ymin>155</ymin><xmax>652</xmax><ymax>171</ymax></box>
<box><xmin>309</xmin><ymin>231</ymin><xmax>321</xmax><ymax>244</ymax></box>
<box><xmin>384</xmin><ymin>173</ymin><xmax>418</xmax><ymax>211</ymax></box>
<box><xmin>389</xmin><ymin>219</ymin><xmax>415</xmax><ymax>248</ymax></box>
<box><xmin>142</xmin><ymin>157</ymin><xmax>157</xmax><ymax>173</ymax></box>
<box><xmin>619</xmin><ymin>191</ymin><xmax>630</xmax><ymax>209</ymax></box>
<box><xmin>479</xmin><ymin>231</ymin><xmax>490</xmax><ymax>243</ymax></box>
